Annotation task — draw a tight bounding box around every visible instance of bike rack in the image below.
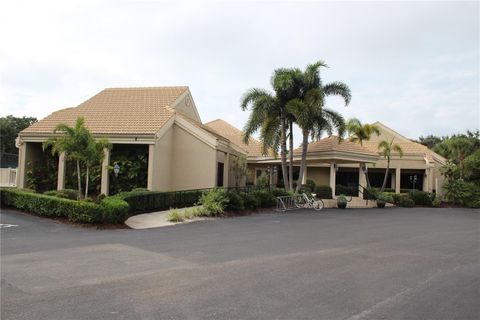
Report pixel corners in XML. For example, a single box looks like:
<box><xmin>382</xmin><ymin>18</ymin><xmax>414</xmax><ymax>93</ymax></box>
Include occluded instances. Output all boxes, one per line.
<box><xmin>276</xmin><ymin>195</ymin><xmax>301</xmax><ymax>212</ymax></box>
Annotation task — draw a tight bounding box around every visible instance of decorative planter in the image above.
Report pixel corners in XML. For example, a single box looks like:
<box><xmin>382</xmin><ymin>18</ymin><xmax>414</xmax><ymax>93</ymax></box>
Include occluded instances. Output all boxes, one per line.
<box><xmin>337</xmin><ymin>202</ymin><xmax>347</xmax><ymax>209</ymax></box>
<box><xmin>377</xmin><ymin>200</ymin><xmax>386</xmax><ymax>208</ymax></box>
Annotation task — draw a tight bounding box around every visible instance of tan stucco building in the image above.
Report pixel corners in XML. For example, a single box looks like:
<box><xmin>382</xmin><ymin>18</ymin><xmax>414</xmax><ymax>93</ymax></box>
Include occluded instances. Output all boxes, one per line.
<box><xmin>208</xmin><ymin>121</ymin><xmax>447</xmax><ymax>197</ymax></box>
<box><xmin>17</xmin><ymin>86</ymin><xmax>446</xmax><ymax>197</ymax></box>
<box><xmin>16</xmin><ymin>87</ymin><xmax>246</xmax><ymax>194</ymax></box>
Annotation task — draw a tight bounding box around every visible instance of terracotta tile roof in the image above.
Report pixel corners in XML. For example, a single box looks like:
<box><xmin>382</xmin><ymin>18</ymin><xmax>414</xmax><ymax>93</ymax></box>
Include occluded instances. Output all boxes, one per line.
<box><xmin>362</xmin><ymin>140</ymin><xmax>432</xmax><ymax>157</ymax></box>
<box><xmin>293</xmin><ymin>135</ymin><xmax>378</xmax><ymax>156</ymax></box>
<box><xmin>204</xmin><ymin>119</ymin><xmax>270</xmax><ymax>157</ymax></box>
<box><xmin>21</xmin><ymin>87</ymin><xmax>188</xmax><ymax>136</ymax></box>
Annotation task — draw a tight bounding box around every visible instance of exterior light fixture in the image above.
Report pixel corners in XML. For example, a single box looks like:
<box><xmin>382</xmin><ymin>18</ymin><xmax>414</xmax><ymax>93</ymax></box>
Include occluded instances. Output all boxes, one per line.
<box><xmin>113</xmin><ymin>163</ymin><xmax>120</xmax><ymax>177</ymax></box>
<box><xmin>409</xmin><ymin>175</ymin><xmax>418</xmax><ymax>192</ymax></box>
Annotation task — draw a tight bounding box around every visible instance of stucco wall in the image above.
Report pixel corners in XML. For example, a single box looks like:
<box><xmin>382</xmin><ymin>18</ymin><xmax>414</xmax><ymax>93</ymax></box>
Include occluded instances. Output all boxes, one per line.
<box><xmin>150</xmin><ymin>126</ymin><xmax>174</xmax><ymax>191</ymax></box>
<box><xmin>172</xmin><ymin>94</ymin><xmax>200</xmax><ymax>122</ymax></box>
<box><xmin>170</xmin><ymin>124</ymin><xmax>216</xmax><ymax>190</ymax></box>
<box><xmin>307</xmin><ymin>167</ymin><xmax>330</xmax><ymax>187</ymax></box>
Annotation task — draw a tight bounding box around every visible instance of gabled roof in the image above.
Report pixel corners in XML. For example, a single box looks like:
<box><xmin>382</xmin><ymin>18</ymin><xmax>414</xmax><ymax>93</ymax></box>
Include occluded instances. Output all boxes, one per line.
<box><xmin>205</xmin><ymin>119</ymin><xmax>269</xmax><ymax>157</ymax></box>
<box><xmin>21</xmin><ymin>87</ymin><xmax>189</xmax><ymax>136</ymax></box>
<box><xmin>363</xmin><ymin>122</ymin><xmax>446</xmax><ymax>164</ymax></box>
<box><xmin>293</xmin><ymin>135</ymin><xmax>378</xmax><ymax>157</ymax></box>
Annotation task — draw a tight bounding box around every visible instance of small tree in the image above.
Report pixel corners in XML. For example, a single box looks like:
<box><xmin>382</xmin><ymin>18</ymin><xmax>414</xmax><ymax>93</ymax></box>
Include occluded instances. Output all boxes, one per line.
<box><xmin>378</xmin><ymin>138</ymin><xmax>404</xmax><ymax>192</ymax></box>
<box><xmin>231</xmin><ymin>155</ymin><xmax>248</xmax><ymax>187</ymax></box>
<box><xmin>43</xmin><ymin>117</ymin><xmax>111</xmax><ymax>199</ymax></box>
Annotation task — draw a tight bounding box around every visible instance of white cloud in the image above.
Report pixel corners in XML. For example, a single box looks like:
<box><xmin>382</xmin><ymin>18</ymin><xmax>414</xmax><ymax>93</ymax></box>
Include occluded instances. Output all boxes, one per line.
<box><xmin>0</xmin><ymin>0</ymin><xmax>478</xmax><ymax>146</ymax></box>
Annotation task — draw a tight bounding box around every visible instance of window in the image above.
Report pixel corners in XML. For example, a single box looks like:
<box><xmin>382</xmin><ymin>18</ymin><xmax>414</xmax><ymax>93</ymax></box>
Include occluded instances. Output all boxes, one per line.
<box><xmin>217</xmin><ymin>162</ymin><xmax>224</xmax><ymax>187</ymax></box>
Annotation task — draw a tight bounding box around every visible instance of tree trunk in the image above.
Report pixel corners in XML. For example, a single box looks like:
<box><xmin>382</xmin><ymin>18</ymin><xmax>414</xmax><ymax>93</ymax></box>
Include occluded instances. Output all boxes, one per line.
<box><xmin>365</xmin><ymin>171</ymin><xmax>371</xmax><ymax>188</ymax></box>
<box><xmin>76</xmin><ymin>160</ymin><xmax>83</xmax><ymax>200</ymax></box>
<box><xmin>288</xmin><ymin>121</ymin><xmax>294</xmax><ymax>191</ymax></box>
<box><xmin>84</xmin><ymin>165</ymin><xmax>89</xmax><ymax>200</ymax></box>
<box><xmin>380</xmin><ymin>157</ymin><xmax>390</xmax><ymax>192</ymax></box>
<box><xmin>295</xmin><ymin>129</ymin><xmax>309</xmax><ymax>193</ymax></box>
<box><xmin>280</xmin><ymin>112</ymin><xmax>289</xmax><ymax>191</ymax></box>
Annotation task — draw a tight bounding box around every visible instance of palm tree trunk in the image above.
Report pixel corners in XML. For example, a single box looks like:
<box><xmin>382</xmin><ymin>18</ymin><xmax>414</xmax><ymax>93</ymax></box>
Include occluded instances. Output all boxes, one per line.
<box><xmin>84</xmin><ymin>165</ymin><xmax>89</xmax><ymax>199</ymax></box>
<box><xmin>76</xmin><ymin>159</ymin><xmax>83</xmax><ymax>200</ymax></box>
<box><xmin>295</xmin><ymin>129</ymin><xmax>309</xmax><ymax>193</ymax></box>
<box><xmin>288</xmin><ymin>121</ymin><xmax>294</xmax><ymax>191</ymax></box>
<box><xmin>365</xmin><ymin>171</ymin><xmax>371</xmax><ymax>188</ymax></box>
<box><xmin>280</xmin><ymin>112</ymin><xmax>289</xmax><ymax>191</ymax></box>
<box><xmin>381</xmin><ymin>158</ymin><xmax>390</xmax><ymax>192</ymax></box>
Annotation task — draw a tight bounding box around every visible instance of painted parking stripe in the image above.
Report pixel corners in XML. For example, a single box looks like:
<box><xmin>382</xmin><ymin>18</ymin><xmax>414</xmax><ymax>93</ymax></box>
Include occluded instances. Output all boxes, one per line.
<box><xmin>0</xmin><ymin>224</ymin><xmax>19</xmax><ymax>228</ymax></box>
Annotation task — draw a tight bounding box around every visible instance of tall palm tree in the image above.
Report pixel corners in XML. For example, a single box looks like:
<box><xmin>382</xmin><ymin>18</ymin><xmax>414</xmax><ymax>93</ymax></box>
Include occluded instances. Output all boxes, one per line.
<box><xmin>378</xmin><ymin>138</ymin><xmax>404</xmax><ymax>192</ymax></box>
<box><xmin>345</xmin><ymin>118</ymin><xmax>380</xmax><ymax>146</ymax></box>
<box><xmin>241</xmin><ymin>67</ymin><xmax>303</xmax><ymax>191</ymax></box>
<box><xmin>241</xmin><ymin>88</ymin><xmax>291</xmax><ymax>190</ymax></box>
<box><xmin>287</xmin><ymin>61</ymin><xmax>351</xmax><ymax>192</ymax></box>
<box><xmin>345</xmin><ymin>118</ymin><xmax>380</xmax><ymax>187</ymax></box>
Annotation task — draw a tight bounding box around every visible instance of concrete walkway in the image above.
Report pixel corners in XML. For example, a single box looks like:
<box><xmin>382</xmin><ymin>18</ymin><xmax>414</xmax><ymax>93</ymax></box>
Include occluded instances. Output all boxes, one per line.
<box><xmin>125</xmin><ymin>207</ymin><xmax>210</xmax><ymax>229</ymax></box>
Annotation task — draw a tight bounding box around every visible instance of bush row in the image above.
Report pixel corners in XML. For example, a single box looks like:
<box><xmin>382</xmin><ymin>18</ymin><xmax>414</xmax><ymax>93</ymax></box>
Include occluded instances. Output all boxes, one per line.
<box><xmin>0</xmin><ymin>188</ymin><xmax>128</xmax><ymax>224</ymax></box>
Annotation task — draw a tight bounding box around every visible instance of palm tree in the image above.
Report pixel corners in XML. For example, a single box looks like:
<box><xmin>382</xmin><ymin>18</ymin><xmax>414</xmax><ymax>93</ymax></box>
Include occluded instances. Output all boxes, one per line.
<box><xmin>241</xmin><ymin>68</ymin><xmax>302</xmax><ymax>191</ymax></box>
<box><xmin>43</xmin><ymin>117</ymin><xmax>111</xmax><ymax>199</ymax></box>
<box><xmin>82</xmin><ymin>137</ymin><xmax>111</xmax><ymax>198</ymax></box>
<box><xmin>345</xmin><ymin>118</ymin><xmax>380</xmax><ymax>146</ymax></box>
<box><xmin>345</xmin><ymin>118</ymin><xmax>380</xmax><ymax>188</ymax></box>
<box><xmin>378</xmin><ymin>138</ymin><xmax>404</xmax><ymax>192</ymax></box>
<box><xmin>287</xmin><ymin>61</ymin><xmax>351</xmax><ymax>192</ymax></box>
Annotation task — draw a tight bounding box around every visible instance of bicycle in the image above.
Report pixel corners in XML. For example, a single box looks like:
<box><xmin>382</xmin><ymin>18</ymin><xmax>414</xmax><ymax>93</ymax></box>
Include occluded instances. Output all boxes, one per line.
<box><xmin>294</xmin><ymin>193</ymin><xmax>324</xmax><ymax>211</ymax></box>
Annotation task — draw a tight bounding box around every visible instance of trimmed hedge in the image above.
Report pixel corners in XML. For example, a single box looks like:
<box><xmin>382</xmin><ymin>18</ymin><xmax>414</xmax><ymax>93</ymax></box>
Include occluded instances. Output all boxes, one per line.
<box><xmin>409</xmin><ymin>191</ymin><xmax>434</xmax><ymax>206</ymax></box>
<box><xmin>1</xmin><ymin>188</ymin><xmax>128</xmax><ymax>224</ymax></box>
<box><xmin>335</xmin><ymin>185</ymin><xmax>358</xmax><ymax>197</ymax></box>
<box><xmin>315</xmin><ymin>185</ymin><xmax>333</xmax><ymax>199</ymax></box>
<box><xmin>43</xmin><ymin>189</ymin><xmax>79</xmax><ymax>200</ymax></box>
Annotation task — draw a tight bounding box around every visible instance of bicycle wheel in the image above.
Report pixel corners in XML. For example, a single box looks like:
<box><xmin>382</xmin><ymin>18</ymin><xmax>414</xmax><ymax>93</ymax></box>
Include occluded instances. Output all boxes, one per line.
<box><xmin>294</xmin><ymin>196</ymin><xmax>304</xmax><ymax>208</ymax></box>
<box><xmin>313</xmin><ymin>199</ymin><xmax>324</xmax><ymax>211</ymax></box>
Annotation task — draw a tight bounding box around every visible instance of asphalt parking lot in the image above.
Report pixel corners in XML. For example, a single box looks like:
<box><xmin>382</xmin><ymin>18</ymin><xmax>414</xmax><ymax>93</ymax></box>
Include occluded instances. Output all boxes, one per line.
<box><xmin>1</xmin><ymin>207</ymin><xmax>479</xmax><ymax>320</ymax></box>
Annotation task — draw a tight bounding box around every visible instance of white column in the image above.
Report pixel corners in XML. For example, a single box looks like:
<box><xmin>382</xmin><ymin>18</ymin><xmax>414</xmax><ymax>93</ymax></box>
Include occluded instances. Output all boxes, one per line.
<box><xmin>423</xmin><ymin>168</ymin><xmax>429</xmax><ymax>192</ymax></box>
<box><xmin>302</xmin><ymin>166</ymin><xmax>308</xmax><ymax>185</ymax></box>
<box><xmin>57</xmin><ymin>152</ymin><xmax>66</xmax><ymax>190</ymax></box>
<box><xmin>147</xmin><ymin>144</ymin><xmax>155</xmax><ymax>191</ymax></box>
<box><xmin>330</xmin><ymin>162</ymin><xmax>336</xmax><ymax>198</ymax></box>
<box><xmin>359</xmin><ymin>164</ymin><xmax>366</xmax><ymax>196</ymax></box>
<box><xmin>100</xmin><ymin>148</ymin><xmax>110</xmax><ymax>195</ymax></box>
<box><xmin>16</xmin><ymin>142</ymin><xmax>26</xmax><ymax>188</ymax></box>
<box><xmin>395</xmin><ymin>167</ymin><xmax>401</xmax><ymax>193</ymax></box>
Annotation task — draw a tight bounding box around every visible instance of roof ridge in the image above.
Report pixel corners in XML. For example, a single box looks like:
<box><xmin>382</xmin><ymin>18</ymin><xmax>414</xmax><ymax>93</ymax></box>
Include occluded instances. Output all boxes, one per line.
<box><xmin>103</xmin><ymin>86</ymin><xmax>189</xmax><ymax>90</ymax></box>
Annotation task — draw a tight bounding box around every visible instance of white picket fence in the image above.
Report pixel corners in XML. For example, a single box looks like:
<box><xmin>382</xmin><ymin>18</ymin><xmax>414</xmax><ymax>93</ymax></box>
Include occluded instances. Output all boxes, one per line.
<box><xmin>0</xmin><ymin>168</ymin><xmax>17</xmax><ymax>187</ymax></box>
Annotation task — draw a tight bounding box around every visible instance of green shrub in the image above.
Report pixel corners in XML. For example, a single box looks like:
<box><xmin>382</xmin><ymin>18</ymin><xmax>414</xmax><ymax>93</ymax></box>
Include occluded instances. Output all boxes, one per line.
<box><xmin>44</xmin><ymin>190</ymin><xmax>69</xmax><ymax>199</ymax></box>
<box><xmin>376</xmin><ymin>192</ymin><xmax>393</xmax><ymax>203</ymax></box>
<box><xmin>271</xmin><ymin>188</ymin><xmax>290</xmax><ymax>197</ymax></box>
<box><xmin>100</xmin><ymin>197</ymin><xmax>129</xmax><ymax>223</ymax></box>
<box><xmin>198</xmin><ymin>188</ymin><xmax>229</xmax><ymax>216</ymax></box>
<box><xmin>315</xmin><ymin>185</ymin><xmax>333</xmax><ymax>199</ymax></box>
<box><xmin>131</xmin><ymin>187</ymin><xmax>150</xmax><ymax>193</ymax></box>
<box><xmin>398</xmin><ymin>195</ymin><xmax>415</xmax><ymax>208</ymax></box>
<box><xmin>0</xmin><ymin>188</ymin><xmax>128</xmax><ymax>224</ymax></box>
<box><xmin>256</xmin><ymin>172</ymin><xmax>270</xmax><ymax>187</ymax></box>
<box><xmin>243</xmin><ymin>192</ymin><xmax>261</xmax><ymax>209</ymax></box>
<box><xmin>226</xmin><ymin>191</ymin><xmax>245</xmax><ymax>211</ymax></box>
<box><xmin>167</xmin><ymin>209</ymin><xmax>184</xmax><ymax>222</ymax></box>
<box><xmin>250</xmin><ymin>190</ymin><xmax>276</xmax><ymax>208</ymax></box>
<box><xmin>336</xmin><ymin>194</ymin><xmax>348</xmax><ymax>204</ymax></box>
<box><xmin>443</xmin><ymin>179</ymin><xmax>480</xmax><ymax>208</ymax></box>
<box><xmin>409</xmin><ymin>191</ymin><xmax>433</xmax><ymax>206</ymax></box>
<box><xmin>363</xmin><ymin>187</ymin><xmax>379</xmax><ymax>200</ymax></box>
<box><xmin>183</xmin><ymin>208</ymin><xmax>198</xmax><ymax>220</ymax></box>
<box><xmin>335</xmin><ymin>185</ymin><xmax>357</xmax><ymax>197</ymax></box>
<box><xmin>432</xmin><ymin>198</ymin><xmax>442</xmax><ymax>208</ymax></box>
<box><xmin>305</xmin><ymin>179</ymin><xmax>316</xmax><ymax>192</ymax></box>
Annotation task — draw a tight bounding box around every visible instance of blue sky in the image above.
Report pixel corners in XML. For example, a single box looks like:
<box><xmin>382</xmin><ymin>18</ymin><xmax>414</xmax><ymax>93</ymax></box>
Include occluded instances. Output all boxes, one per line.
<box><xmin>0</xmin><ymin>0</ymin><xmax>478</xmax><ymax>146</ymax></box>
